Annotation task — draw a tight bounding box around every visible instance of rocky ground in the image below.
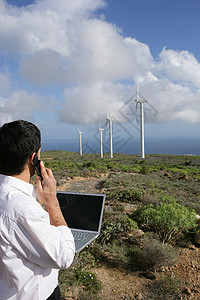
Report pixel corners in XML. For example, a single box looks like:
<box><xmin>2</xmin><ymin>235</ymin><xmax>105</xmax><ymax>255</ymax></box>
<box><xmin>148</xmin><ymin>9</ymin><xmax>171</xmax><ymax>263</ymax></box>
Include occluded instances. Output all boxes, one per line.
<box><xmin>57</xmin><ymin>175</ymin><xmax>200</xmax><ymax>300</ymax></box>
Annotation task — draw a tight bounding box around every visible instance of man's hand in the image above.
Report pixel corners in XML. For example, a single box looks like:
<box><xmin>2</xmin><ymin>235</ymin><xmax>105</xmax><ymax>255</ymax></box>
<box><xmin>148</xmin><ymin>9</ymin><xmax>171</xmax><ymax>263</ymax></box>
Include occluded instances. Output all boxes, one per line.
<box><xmin>36</xmin><ymin>161</ymin><xmax>68</xmax><ymax>227</ymax></box>
<box><xmin>36</xmin><ymin>161</ymin><xmax>57</xmax><ymax>207</ymax></box>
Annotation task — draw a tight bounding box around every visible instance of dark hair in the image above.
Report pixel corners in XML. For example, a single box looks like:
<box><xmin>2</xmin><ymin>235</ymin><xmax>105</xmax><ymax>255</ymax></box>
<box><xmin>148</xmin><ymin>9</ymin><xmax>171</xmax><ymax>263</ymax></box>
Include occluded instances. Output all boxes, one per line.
<box><xmin>0</xmin><ymin>120</ymin><xmax>41</xmax><ymax>175</ymax></box>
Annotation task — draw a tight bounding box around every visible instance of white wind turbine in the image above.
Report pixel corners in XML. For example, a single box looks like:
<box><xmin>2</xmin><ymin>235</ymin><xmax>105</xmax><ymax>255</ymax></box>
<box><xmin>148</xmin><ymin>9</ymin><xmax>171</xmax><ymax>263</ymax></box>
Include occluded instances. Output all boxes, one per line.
<box><xmin>77</xmin><ymin>129</ymin><xmax>83</xmax><ymax>156</ymax></box>
<box><xmin>135</xmin><ymin>83</ymin><xmax>147</xmax><ymax>160</ymax></box>
<box><xmin>98</xmin><ymin>126</ymin><xmax>104</xmax><ymax>159</ymax></box>
<box><xmin>106</xmin><ymin>116</ymin><xmax>113</xmax><ymax>158</ymax></box>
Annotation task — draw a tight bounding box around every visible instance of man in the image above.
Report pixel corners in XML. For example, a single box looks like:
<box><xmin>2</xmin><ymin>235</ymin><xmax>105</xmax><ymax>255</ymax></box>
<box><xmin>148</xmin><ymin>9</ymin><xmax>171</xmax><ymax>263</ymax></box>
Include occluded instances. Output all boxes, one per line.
<box><xmin>0</xmin><ymin>120</ymin><xmax>75</xmax><ymax>299</ymax></box>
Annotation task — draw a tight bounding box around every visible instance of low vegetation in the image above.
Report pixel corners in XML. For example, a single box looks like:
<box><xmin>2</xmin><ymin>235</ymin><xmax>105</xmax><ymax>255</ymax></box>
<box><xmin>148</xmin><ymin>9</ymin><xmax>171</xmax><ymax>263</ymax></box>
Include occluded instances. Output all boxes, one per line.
<box><xmin>39</xmin><ymin>151</ymin><xmax>200</xmax><ymax>298</ymax></box>
<box><xmin>132</xmin><ymin>195</ymin><xmax>198</xmax><ymax>244</ymax></box>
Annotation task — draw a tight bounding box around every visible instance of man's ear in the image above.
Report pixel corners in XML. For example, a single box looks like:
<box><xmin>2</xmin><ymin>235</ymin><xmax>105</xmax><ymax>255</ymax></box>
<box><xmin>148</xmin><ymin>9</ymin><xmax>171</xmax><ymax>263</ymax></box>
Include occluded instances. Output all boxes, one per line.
<box><xmin>30</xmin><ymin>153</ymin><xmax>36</xmax><ymax>165</ymax></box>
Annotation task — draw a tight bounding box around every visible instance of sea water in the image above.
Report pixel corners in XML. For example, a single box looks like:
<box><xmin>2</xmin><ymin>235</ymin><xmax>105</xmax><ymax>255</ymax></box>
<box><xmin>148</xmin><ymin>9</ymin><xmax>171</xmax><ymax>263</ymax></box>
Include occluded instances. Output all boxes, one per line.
<box><xmin>42</xmin><ymin>136</ymin><xmax>200</xmax><ymax>156</ymax></box>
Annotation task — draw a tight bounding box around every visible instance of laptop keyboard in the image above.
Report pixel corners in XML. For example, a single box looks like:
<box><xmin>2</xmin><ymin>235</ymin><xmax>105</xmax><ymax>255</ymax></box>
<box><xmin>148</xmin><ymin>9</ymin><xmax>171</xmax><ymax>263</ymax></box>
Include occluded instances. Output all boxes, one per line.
<box><xmin>72</xmin><ymin>231</ymin><xmax>90</xmax><ymax>241</ymax></box>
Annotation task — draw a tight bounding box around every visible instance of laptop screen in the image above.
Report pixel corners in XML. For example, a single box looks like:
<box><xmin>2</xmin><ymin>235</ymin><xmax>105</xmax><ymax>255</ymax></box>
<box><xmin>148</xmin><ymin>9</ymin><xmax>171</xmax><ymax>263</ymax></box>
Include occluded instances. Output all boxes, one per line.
<box><xmin>57</xmin><ymin>192</ymin><xmax>105</xmax><ymax>231</ymax></box>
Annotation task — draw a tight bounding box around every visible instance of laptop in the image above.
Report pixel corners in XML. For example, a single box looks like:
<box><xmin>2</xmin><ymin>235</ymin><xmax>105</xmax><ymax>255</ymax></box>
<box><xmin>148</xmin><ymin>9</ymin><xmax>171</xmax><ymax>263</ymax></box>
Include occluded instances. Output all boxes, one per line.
<box><xmin>56</xmin><ymin>191</ymin><xmax>106</xmax><ymax>252</ymax></box>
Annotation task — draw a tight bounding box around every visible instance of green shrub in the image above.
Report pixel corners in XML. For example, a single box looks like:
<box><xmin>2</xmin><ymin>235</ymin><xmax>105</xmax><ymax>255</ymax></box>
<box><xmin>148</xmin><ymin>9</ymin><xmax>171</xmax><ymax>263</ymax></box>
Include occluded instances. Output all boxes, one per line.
<box><xmin>83</xmin><ymin>161</ymin><xmax>96</xmax><ymax>169</ymax></box>
<box><xmin>140</xmin><ymin>165</ymin><xmax>150</xmax><ymax>175</ymax></box>
<box><xmin>169</xmin><ymin>167</ymin><xmax>188</xmax><ymax>176</ymax></box>
<box><xmin>132</xmin><ymin>196</ymin><xmax>198</xmax><ymax>243</ymax></box>
<box><xmin>77</xmin><ymin>251</ymin><xmax>97</xmax><ymax>269</ymax></box>
<box><xmin>129</xmin><ymin>165</ymin><xmax>141</xmax><ymax>173</ymax></box>
<box><xmin>118</xmin><ymin>214</ymin><xmax>138</xmax><ymax>232</ymax></box>
<box><xmin>74</xmin><ymin>268</ymin><xmax>102</xmax><ymax>294</ymax></box>
<box><xmin>194</xmin><ymin>174</ymin><xmax>200</xmax><ymax>180</ymax></box>
<box><xmin>88</xmin><ymin>167</ymin><xmax>96</xmax><ymax>172</ymax></box>
<box><xmin>106</xmin><ymin>187</ymin><xmax>145</xmax><ymax>203</ymax></box>
<box><xmin>146</xmin><ymin>274</ymin><xmax>182</xmax><ymax>299</ymax></box>
<box><xmin>129</xmin><ymin>236</ymin><xmax>177</xmax><ymax>271</ymax></box>
<box><xmin>98</xmin><ymin>212</ymin><xmax>138</xmax><ymax>245</ymax></box>
<box><xmin>112</xmin><ymin>201</ymin><xmax>125</xmax><ymax>212</ymax></box>
<box><xmin>103</xmin><ymin>240</ymin><xmax>132</xmax><ymax>266</ymax></box>
<box><xmin>121</xmin><ymin>165</ymin><xmax>129</xmax><ymax>172</ymax></box>
<box><xmin>59</xmin><ymin>267</ymin><xmax>102</xmax><ymax>296</ymax></box>
<box><xmin>97</xmin><ymin>165</ymin><xmax>108</xmax><ymax>173</ymax></box>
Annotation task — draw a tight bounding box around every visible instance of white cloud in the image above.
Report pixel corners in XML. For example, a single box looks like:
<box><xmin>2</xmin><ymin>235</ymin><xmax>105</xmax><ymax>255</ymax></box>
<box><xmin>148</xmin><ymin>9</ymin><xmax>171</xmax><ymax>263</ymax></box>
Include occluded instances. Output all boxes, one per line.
<box><xmin>158</xmin><ymin>48</ymin><xmax>200</xmax><ymax>86</ymax></box>
<box><xmin>0</xmin><ymin>5</ymin><xmax>69</xmax><ymax>55</ymax></box>
<box><xmin>19</xmin><ymin>18</ymin><xmax>142</xmax><ymax>85</ymax></box>
<box><xmin>34</xmin><ymin>0</ymin><xmax>106</xmax><ymax>19</ymax></box>
<box><xmin>0</xmin><ymin>90</ymin><xmax>39</xmax><ymax>124</ymax></box>
<box><xmin>59</xmin><ymin>81</ymin><xmax>132</xmax><ymax>124</ymax></box>
<box><xmin>124</xmin><ymin>37</ymin><xmax>154</xmax><ymax>77</ymax></box>
<box><xmin>61</xmin><ymin>19</ymin><xmax>137</xmax><ymax>83</ymax></box>
<box><xmin>176</xmin><ymin>108</ymin><xmax>200</xmax><ymax>123</ymax></box>
<box><xmin>20</xmin><ymin>49</ymin><xmax>62</xmax><ymax>86</ymax></box>
<box><xmin>139</xmin><ymin>78</ymin><xmax>200</xmax><ymax>123</ymax></box>
<box><xmin>0</xmin><ymin>72</ymin><xmax>10</xmax><ymax>96</ymax></box>
<box><xmin>0</xmin><ymin>0</ymin><xmax>106</xmax><ymax>56</ymax></box>
<box><xmin>0</xmin><ymin>88</ymin><xmax>58</xmax><ymax>126</ymax></box>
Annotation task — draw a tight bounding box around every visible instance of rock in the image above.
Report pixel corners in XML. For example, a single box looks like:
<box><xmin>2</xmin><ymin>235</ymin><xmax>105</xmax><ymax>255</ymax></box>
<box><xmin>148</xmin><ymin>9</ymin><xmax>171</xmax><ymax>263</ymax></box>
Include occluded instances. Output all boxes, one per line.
<box><xmin>57</xmin><ymin>178</ymin><xmax>67</xmax><ymax>186</ymax></box>
<box><xmin>128</xmin><ymin>230</ymin><xmax>144</xmax><ymax>245</ymax></box>
<box><xmin>188</xmin><ymin>244</ymin><xmax>196</xmax><ymax>250</ymax></box>
<box><xmin>135</xmin><ymin>292</ymin><xmax>143</xmax><ymax>300</ymax></box>
<box><xmin>182</xmin><ymin>287</ymin><xmax>192</xmax><ymax>295</ymax></box>
<box><xmin>193</xmin><ymin>288</ymin><xmax>200</xmax><ymax>294</ymax></box>
<box><xmin>163</xmin><ymin>172</ymin><xmax>173</xmax><ymax>180</ymax></box>
<box><xmin>178</xmin><ymin>174</ymin><xmax>188</xmax><ymax>180</ymax></box>
<box><xmin>141</xmin><ymin>271</ymin><xmax>156</xmax><ymax>280</ymax></box>
<box><xmin>134</xmin><ymin>229</ymin><xmax>145</xmax><ymax>238</ymax></box>
<box><xmin>160</xmin><ymin>266</ymin><xmax>169</xmax><ymax>272</ymax></box>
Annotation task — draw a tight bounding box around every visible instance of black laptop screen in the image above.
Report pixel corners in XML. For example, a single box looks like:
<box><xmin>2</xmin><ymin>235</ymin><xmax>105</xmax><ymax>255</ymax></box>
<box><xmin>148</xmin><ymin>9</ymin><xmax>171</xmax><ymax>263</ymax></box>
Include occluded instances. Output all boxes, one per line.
<box><xmin>57</xmin><ymin>192</ymin><xmax>104</xmax><ymax>231</ymax></box>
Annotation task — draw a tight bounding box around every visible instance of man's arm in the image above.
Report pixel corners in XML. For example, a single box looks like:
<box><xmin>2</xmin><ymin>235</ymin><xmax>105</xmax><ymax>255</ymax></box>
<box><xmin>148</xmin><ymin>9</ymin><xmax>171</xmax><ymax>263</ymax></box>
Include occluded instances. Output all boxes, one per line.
<box><xmin>36</xmin><ymin>161</ymin><xmax>67</xmax><ymax>227</ymax></box>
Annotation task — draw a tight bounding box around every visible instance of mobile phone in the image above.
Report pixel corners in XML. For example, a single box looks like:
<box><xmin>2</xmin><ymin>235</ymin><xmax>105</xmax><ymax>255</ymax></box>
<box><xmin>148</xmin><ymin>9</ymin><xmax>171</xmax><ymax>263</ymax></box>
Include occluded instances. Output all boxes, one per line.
<box><xmin>33</xmin><ymin>153</ymin><xmax>43</xmax><ymax>180</ymax></box>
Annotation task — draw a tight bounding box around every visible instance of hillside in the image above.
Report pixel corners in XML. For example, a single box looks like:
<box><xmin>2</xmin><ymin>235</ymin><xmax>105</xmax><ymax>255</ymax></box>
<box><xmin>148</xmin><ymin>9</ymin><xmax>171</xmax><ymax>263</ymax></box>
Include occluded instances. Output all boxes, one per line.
<box><xmin>39</xmin><ymin>151</ymin><xmax>200</xmax><ymax>299</ymax></box>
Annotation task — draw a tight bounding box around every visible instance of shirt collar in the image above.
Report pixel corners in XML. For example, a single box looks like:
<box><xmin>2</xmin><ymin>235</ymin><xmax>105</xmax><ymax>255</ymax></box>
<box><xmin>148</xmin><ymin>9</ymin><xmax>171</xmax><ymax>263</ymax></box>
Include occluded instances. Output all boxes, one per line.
<box><xmin>0</xmin><ymin>174</ymin><xmax>36</xmax><ymax>198</ymax></box>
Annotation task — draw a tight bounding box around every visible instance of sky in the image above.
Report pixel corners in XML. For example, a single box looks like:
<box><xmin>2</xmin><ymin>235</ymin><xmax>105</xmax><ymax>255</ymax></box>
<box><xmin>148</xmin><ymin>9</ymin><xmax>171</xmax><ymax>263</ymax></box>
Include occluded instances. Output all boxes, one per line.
<box><xmin>1</xmin><ymin>0</ymin><xmax>200</xmax><ymax>151</ymax></box>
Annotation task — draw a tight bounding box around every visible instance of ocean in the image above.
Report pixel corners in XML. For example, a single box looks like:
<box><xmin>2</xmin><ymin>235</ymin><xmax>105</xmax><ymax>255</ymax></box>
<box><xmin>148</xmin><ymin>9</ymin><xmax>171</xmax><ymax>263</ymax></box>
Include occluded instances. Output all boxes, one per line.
<box><xmin>42</xmin><ymin>136</ymin><xmax>200</xmax><ymax>156</ymax></box>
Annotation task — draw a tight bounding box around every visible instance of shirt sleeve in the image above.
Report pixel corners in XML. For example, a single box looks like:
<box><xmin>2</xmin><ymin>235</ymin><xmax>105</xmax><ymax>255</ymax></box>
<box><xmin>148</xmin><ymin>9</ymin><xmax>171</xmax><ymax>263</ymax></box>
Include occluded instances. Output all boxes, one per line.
<box><xmin>10</xmin><ymin>200</ymin><xmax>75</xmax><ymax>270</ymax></box>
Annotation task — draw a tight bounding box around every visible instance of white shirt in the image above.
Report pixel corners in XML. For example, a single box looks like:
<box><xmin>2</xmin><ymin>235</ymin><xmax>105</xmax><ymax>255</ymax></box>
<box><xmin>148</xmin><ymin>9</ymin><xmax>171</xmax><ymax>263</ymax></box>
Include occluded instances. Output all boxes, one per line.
<box><xmin>0</xmin><ymin>174</ymin><xmax>75</xmax><ymax>300</ymax></box>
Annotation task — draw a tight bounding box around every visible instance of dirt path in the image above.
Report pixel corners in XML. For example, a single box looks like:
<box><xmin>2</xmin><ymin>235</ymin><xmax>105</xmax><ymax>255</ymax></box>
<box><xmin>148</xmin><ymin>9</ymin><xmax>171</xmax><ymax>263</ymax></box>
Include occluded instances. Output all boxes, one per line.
<box><xmin>94</xmin><ymin>266</ymin><xmax>150</xmax><ymax>300</ymax></box>
<box><xmin>57</xmin><ymin>175</ymin><xmax>107</xmax><ymax>194</ymax></box>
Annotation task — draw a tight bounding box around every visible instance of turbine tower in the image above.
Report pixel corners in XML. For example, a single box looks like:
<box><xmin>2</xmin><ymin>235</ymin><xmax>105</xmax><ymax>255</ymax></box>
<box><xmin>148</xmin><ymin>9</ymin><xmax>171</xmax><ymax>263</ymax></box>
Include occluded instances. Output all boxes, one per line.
<box><xmin>106</xmin><ymin>116</ymin><xmax>113</xmax><ymax>158</ymax></box>
<box><xmin>77</xmin><ymin>129</ymin><xmax>83</xmax><ymax>156</ymax></box>
<box><xmin>98</xmin><ymin>127</ymin><xmax>104</xmax><ymax>158</ymax></box>
<box><xmin>135</xmin><ymin>83</ymin><xmax>147</xmax><ymax>160</ymax></box>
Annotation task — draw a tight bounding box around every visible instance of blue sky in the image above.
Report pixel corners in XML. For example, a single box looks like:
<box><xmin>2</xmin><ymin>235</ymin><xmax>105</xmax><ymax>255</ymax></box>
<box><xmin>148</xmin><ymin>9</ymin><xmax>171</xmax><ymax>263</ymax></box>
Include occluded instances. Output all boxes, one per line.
<box><xmin>1</xmin><ymin>0</ymin><xmax>200</xmax><ymax>150</ymax></box>
<box><xmin>100</xmin><ymin>0</ymin><xmax>200</xmax><ymax>60</ymax></box>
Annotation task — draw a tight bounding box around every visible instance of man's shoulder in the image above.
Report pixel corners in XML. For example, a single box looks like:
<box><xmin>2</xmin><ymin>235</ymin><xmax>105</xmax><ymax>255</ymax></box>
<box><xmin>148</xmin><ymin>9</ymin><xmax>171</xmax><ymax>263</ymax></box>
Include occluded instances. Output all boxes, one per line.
<box><xmin>0</xmin><ymin>181</ymin><xmax>43</xmax><ymax>221</ymax></box>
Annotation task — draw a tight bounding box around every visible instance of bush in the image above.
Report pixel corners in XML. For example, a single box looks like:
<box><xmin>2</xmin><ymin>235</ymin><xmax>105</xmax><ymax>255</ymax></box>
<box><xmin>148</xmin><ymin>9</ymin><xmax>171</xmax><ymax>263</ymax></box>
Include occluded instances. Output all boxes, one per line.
<box><xmin>132</xmin><ymin>196</ymin><xmax>198</xmax><ymax>243</ymax></box>
<box><xmin>112</xmin><ymin>201</ymin><xmax>125</xmax><ymax>212</ymax></box>
<box><xmin>77</xmin><ymin>251</ymin><xmax>97</xmax><ymax>269</ymax></box>
<box><xmin>106</xmin><ymin>187</ymin><xmax>145</xmax><ymax>203</ymax></box>
<box><xmin>129</xmin><ymin>236</ymin><xmax>177</xmax><ymax>271</ymax></box>
<box><xmin>74</xmin><ymin>268</ymin><xmax>102</xmax><ymax>294</ymax></box>
<box><xmin>83</xmin><ymin>161</ymin><xmax>96</xmax><ymax>169</ymax></box>
<box><xmin>98</xmin><ymin>212</ymin><xmax>138</xmax><ymax>245</ymax></box>
<box><xmin>59</xmin><ymin>267</ymin><xmax>102</xmax><ymax>296</ymax></box>
<box><xmin>140</xmin><ymin>165</ymin><xmax>150</xmax><ymax>175</ymax></box>
<box><xmin>146</xmin><ymin>274</ymin><xmax>182</xmax><ymax>299</ymax></box>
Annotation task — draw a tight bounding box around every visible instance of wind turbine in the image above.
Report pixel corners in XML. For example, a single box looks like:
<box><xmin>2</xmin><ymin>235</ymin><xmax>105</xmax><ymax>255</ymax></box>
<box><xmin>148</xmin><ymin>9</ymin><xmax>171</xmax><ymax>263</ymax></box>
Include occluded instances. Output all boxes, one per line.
<box><xmin>77</xmin><ymin>129</ymin><xmax>83</xmax><ymax>156</ymax></box>
<box><xmin>135</xmin><ymin>83</ymin><xmax>147</xmax><ymax>160</ymax></box>
<box><xmin>106</xmin><ymin>116</ymin><xmax>113</xmax><ymax>158</ymax></box>
<box><xmin>98</xmin><ymin>126</ymin><xmax>104</xmax><ymax>158</ymax></box>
